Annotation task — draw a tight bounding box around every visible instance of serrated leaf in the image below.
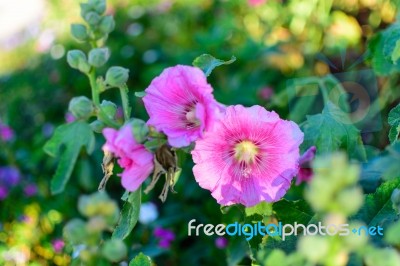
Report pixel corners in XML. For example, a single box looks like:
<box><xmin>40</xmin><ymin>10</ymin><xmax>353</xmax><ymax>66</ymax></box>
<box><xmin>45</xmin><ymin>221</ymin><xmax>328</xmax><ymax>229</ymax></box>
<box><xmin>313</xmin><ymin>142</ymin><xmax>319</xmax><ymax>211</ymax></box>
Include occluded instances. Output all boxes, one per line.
<box><xmin>192</xmin><ymin>54</ymin><xmax>236</xmax><ymax>76</ymax></box>
<box><xmin>44</xmin><ymin>121</ymin><xmax>95</xmax><ymax>194</ymax></box>
<box><xmin>273</xmin><ymin>199</ymin><xmax>314</xmax><ymax>225</ymax></box>
<box><xmin>129</xmin><ymin>252</ymin><xmax>152</xmax><ymax>266</ymax></box>
<box><xmin>112</xmin><ymin>188</ymin><xmax>141</xmax><ymax>240</ymax></box>
<box><xmin>245</xmin><ymin>202</ymin><xmax>273</xmax><ymax>217</ymax></box>
<box><xmin>388</xmin><ymin>104</ymin><xmax>400</xmax><ymax>144</ymax></box>
<box><xmin>302</xmin><ymin>101</ymin><xmax>366</xmax><ymax>159</ymax></box>
<box><xmin>353</xmin><ymin>178</ymin><xmax>400</xmax><ymax>228</ymax></box>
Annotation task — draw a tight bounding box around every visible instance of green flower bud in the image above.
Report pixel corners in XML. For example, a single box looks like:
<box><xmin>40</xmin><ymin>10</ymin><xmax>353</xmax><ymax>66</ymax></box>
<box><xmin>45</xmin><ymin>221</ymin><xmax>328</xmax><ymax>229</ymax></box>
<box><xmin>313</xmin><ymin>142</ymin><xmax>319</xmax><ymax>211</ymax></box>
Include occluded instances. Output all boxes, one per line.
<box><xmin>84</xmin><ymin>11</ymin><xmax>101</xmax><ymax>26</ymax></box>
<box><xmin>384</xmin><ymin>220</ymin><xmax>400</xmax><ymax>245</ymax></box>
<box><xmin>343</xmin><ymin>222</ymin><xmax>368</xmax><ymax>250</ymax></box>
<box><xmin>130</xmin><ymin>118</ymin><xmax>149</xmax><ymax>143</ymax></box>
<box><xmin>336</xmin><ymin>187</ymin><xmax>364</xmax><ymax>215</ymax></box>
<box><xmin>90</xmin><ymin>120</ymin><xmax>105</xmax><ymax>133</ymax></box>
<box><xmin>80</xmin><ymin>3</ymin><xmax>92</xmax><ymax>18</ymax></box>
<box><xmin>105</xmin><ymin>66</ymin><xmax>129</xmax><ymax>87</ymax></box>
<box><xmin>67</xmin><ymin>50</ymin><xmax>91</xmax><ymax>73</ymax></box>
<box><xmin>86</xmin><ymin>216</ymin><xmax>107</xmax><ymax>233</ymax></box>
<box><xmin>88</xmin><ymin>0</ymin><xmax>106</xmax><ymax>14</ymax></box>
<box><xmin>99</xmin><ymin>16</ymin><xmax>115</xmax><ymax>34</ymax></box>
<box><xmin>101</xmin><ymin>239</ymin><xmax>127</xmax><ymax>262</ymax></box>
<box><xmin>100</xmin><ymin>100</ymin><xmax>117</xmax><ymax>120</ymax></box>
<box><xmin>71</xmin><ymin>24</ymin><xmax>88</xmax><ymax>42</ymax></box>
<box><xmin>88</xmin><ymin>48</ymin><xmax>110</xmax><ymax>67</ymax></box>
<box><xmin>391</xmin><ymin>188</ymin><xmax>400</xmax><ymax>213</ymax></box>
<box><xmin>63</xmin><ymin>219</ymin><xmax>87</xmax><ymax>245</ymax></box>
<box><xmin>68</xmin><ymin>96</ymin><xmax>94</xmax><ymax>120</ymax></box>
<box><xmin>364</xmin><ymin>247</ymin><xmax>400</xmax><ymax>266</ymax></box>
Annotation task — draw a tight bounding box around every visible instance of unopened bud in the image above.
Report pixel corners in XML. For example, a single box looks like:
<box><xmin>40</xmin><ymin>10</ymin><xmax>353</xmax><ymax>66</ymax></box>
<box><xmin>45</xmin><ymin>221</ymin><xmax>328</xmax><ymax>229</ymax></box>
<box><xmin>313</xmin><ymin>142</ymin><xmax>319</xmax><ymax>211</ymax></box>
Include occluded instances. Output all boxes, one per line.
<box><xmin>71</xmin><ymin>24</ymin><xmax>88</xmax><ymax>42</ymax></box>
<box><xmin>88</xmin><ymin>48</ymin><xmax>110</xmax><ymax>67</ymax></box>
<box><xmin>100</xmin><ymin>100</ymin><xmax>117</xmax><ymax>120</ymax></box>
<box><xmin>67</xmin><ymin>50</ymin><xmax>90</xmax><ymax>73</ymax></box>
<box><xmin>101</xmin><ymin>239</ymin><xmax>127</xmax><ymax>262</ymax></box>
<box><xmin>84</xmin><ymin>11</ymin><xmax>101</xmax><ymax>26</ymax></box>
<box><xmin>105</xmin><ymin>66</ymin><xmax>129</xmax><ymax>87</ymax></box>
<box><xmin>68</xmin><ymin>96</ymin><xmax>94</xmax><ymax>120</ymax></box>
<box><xmin>99</xmin><ymin>16</ymin><xmax>115</xmax><ymax>34</ymax></box>
<box><xmin>130</xmin><ymin>118</ymin><xmax>149</xmax><ymax>143</ymax></box>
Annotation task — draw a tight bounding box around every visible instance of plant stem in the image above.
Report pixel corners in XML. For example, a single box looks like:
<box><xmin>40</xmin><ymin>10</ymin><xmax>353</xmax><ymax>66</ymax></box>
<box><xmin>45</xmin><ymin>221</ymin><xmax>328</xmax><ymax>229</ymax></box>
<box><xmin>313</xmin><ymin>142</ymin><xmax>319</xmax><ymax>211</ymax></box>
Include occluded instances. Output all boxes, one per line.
<box><xmin>119</xmin><ymin>84</ymin><xmax>131</xmax><ymax>121</ymax></box>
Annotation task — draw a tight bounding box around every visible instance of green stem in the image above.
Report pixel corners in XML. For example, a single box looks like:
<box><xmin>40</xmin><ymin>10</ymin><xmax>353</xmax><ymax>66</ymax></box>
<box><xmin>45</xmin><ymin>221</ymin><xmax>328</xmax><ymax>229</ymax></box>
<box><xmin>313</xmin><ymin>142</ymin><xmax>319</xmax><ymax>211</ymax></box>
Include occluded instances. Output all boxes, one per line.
<box><xmin>119</xmin><ymin>84</ymin><xmax>131</xmax><ymax>121</ymax></box>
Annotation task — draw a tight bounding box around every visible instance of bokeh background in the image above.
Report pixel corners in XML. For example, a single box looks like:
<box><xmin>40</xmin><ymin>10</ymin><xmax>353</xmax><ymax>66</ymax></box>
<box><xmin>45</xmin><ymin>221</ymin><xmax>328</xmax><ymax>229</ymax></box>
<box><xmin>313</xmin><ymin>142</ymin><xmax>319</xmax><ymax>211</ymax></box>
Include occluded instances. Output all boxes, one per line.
<box><xmin>1</xmin><ymin>0</ymin><xmax>399</xmax><ymax>265</ymax></box>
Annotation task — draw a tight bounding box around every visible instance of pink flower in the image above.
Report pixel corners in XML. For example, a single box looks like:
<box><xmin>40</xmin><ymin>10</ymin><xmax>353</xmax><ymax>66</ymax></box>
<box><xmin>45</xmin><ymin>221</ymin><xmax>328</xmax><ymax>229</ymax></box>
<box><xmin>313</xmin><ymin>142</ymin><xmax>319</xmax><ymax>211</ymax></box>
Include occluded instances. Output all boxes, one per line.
<box><xmin>65</xmin><ymin>112</ymin><xmax>75</xmax><ymax>123</ymax></box>
<box><xmin>0</xmin><ymin>123</ymin><xmax>14</xmax><ymax>142</ymax></box>
<box><xmin>296</xmin><ymin>146</ymin><xmax>316</xmax><ymax>185</ymax></box>
<box><xmin>143</xmin><ymin>65</ymin><xmax>221</xmax><ymax>147</ymax></box>
<box><xmin>258</xmin><ymin>87</ymin><xmax>274</xmax><ymax>100</ymax></box>
<box><xmin>102</xmin><ymin>124</ymin><xmax>154</xmax><ymax>191</ymax></box>
<box><xmin>52</xmin><ymin>239</ymin><xmax>65</xmax><ymax>253</ymax></box>
<box><xmin>248</xmin><ymin>0</ymin><xmax>267</xmax><ymax>6</ymax></box>
<box><xmin>192</xmin><ymin>105</ymin><xmax>303</xmax><ymax>207</ymax></box>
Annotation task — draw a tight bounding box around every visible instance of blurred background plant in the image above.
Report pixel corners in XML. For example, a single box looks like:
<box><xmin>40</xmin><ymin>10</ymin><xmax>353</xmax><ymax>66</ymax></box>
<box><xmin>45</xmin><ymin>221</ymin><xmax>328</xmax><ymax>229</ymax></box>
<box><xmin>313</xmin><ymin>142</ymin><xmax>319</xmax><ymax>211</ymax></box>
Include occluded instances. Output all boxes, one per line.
<box><xmin>1</xmin><ymin>0</ymin><xmax>400</xmax><ymax>265</ymax></box>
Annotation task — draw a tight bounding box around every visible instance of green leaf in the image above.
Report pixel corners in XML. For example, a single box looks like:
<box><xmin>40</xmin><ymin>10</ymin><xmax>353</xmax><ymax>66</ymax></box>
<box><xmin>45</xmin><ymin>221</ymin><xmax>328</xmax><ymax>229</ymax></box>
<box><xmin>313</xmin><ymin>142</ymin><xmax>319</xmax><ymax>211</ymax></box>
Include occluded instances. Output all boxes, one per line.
<box><xmin>192</xmin><ymin>54</ymin><xmax>236</xmax><ymax>76</ymax></box>
<box><xmin>391</xmin><ymin>40</ymin><xmax>400</xmax><ymax>63</ymax></box>
<box><xmin>245</xmin><ymin>202</ymin><xmax>273</xmax><ymax>217</ymax></box>
<box><xmin>388</xmin><ymin>104</ymin><xmax>400</xmax><ymax>144</ymax></box>
<box><xmin>273</xmin><ymin>199</ymin><xmax>314</xmax><ymax>225</ymax></box>
<box><xmin>302</xmin><ymin>101</ymin><xmax>366</xmax><ymax>159</ymax></box>
<box><xmin>44</xmin><ymin>121</ymin><xmax>95</xmax><ymax>194</ymax></box>
<box><xmin>227</xmin><ymin>236</ymin><xmax>249</xmax><ymax>266</ymax></box>
<box><xmin>129</xmin><ymin>252</ymin><xmax>152</xmax><ymax>266</ymax></box>
<box><xmin>364</xmin><ymin>142</ymin><xmax>400</xmax><ymax>180</ymax></box>
<box><xmin>353</xmin><ymin>178</ymin><xmax>400</xmax><ymax>227</ymax></box>
<box><xmin>112</xmin><ymin>188</ymin><xmax>141</xmax><ymax>240</ymax></box>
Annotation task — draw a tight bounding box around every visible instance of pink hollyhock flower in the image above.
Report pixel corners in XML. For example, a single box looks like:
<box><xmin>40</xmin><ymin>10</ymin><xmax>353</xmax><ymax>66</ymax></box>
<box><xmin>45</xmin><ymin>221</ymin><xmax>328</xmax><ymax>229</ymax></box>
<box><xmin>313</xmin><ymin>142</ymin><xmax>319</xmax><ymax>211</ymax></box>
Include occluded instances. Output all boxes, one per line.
<box><xmin>296</xmin><ymin>146</ymin><xmax>316</xmax><ymax>185</ymax></box>
<box><xmin>192</xmin><ymin>105</ymin><xmax>304</xmax><ymax>207</ymax></box>
<box><xmin>102</xmin><ymin>124</ymin><xmax>154</xmax><ymax>191</ymax></box>
<box><xmin>143</xmin><ymin>65</ymin><xmax>221</xmax><ymax>147</ymax></box>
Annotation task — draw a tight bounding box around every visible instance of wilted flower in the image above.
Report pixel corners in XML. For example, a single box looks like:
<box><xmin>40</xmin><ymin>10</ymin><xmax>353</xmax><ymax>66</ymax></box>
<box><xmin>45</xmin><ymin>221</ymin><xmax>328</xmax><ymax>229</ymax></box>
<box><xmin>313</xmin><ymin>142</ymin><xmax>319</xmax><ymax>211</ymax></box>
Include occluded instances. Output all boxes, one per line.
<box><xmin>154</xmin><ymin>227</ymin><xmax>175</xmax><ymax>248</ymax></box>
<box><xmin>102</xmin><ymin>124</ymin><xmax>154</xmax><ymax>191</ymax></box>
<box><xmin>215</xmin><ymin>237</ymin><xmax>228</xmax><ymax>249</ymax></box>
<box><xmin>139</xmin><ymin>202</ymin><xmax>158</xmax><ymax>224</ymax></box>
<box><xmin>143</xmin><ymin>65</ymin><xmax>221</xmax><ymax>147</ymax></box>
<box><xmin>192</xmin><ymin>105</ymin><xmax>303</xmax><ymax>207</ymax></box>
<box><xmin>296</xmin><ymin>146</ymin><xmax>317</xmax><ymax>185</ymax></box>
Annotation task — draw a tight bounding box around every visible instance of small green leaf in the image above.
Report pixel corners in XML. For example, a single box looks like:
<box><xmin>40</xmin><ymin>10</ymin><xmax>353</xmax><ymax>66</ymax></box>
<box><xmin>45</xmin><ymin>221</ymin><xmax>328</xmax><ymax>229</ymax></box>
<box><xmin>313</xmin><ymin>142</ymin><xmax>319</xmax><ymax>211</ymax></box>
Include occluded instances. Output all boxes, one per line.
<box><xmin>135</xmin><ymin>91</ymin><xmax>146</xmax><ymax>98</ymax></box>
<box><xmin>391</xmin><ymin>40</ymin><xmax>400</xmax><ymax>63</ymax></box>
<box><xmin>273</xmin><ymin>199</ymin><xmax>314</xmax><ymax>225</ymax></box>
<box><xmin>192</xmin><ymin>54</ymin><xmax>236</xmax><ymax>76</ymax></box>
<box><xmin>388</xmin><ymin>104</ymin><xmax>400</xmax><ymax>144</ymax></box>
<box><xmin>112</xmin><ymin>188</ymin><xmax>141</xmax><ymax>240</ymax></box>
<box><xmin>245</xmin><ymin>202</ymin><xmax>273</xmax><ymax>217</ymax></box>
<box><xmin>44</xmin><ymin>121</ymin><xmax>95</xmax><ymax>194</ymax></box>
<box><xmin>129</xmin><ymin>252</ymin><xmax>152</xmax><ymax>266</ymax></box>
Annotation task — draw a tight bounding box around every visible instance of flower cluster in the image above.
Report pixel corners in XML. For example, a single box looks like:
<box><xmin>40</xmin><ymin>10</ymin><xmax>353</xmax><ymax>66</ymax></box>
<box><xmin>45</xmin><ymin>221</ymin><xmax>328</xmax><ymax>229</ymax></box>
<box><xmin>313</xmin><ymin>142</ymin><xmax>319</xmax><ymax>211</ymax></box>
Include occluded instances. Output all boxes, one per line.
<box><xmin>103</xmin><ymin>65</ymin><xmax>307</xmax><ymax>207</ymax></box>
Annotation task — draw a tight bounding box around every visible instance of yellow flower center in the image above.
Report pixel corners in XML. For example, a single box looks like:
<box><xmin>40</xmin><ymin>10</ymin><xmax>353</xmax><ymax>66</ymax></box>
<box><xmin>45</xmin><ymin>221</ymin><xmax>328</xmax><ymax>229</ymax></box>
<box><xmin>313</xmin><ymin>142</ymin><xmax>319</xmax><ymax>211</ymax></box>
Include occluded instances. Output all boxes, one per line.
<box><xmin>234</xmin><ymin>140</ymin><xmax>259</xmax><ymax>164</ymax></box>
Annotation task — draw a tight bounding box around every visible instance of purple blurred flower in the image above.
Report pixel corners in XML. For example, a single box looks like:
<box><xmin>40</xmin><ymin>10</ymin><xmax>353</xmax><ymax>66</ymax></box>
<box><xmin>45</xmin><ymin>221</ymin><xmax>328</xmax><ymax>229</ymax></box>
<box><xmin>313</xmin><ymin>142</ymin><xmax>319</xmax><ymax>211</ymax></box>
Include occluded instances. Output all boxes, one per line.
<box><xmin>296</xmin><ymin>146</ymin><xmax>317</xmax><ymax>185</ymax></box>
<box><xmin>0</xmin><ymin>166</ymin><xmax>21</xmax><ymax>187</ymax></box>
<box><xmin>24</xmin><ymin>184</ymin><xmax>38</xmax><ymax>197</ymax></box>
<box><xmin>42</xmin><ymin>123</ymin><xmax>54</xmax><ymax>138</ymax></box>
<box><xmin>215</xmin><ymin>237</ymin><xmax>228</xmax><ymax>249</ymax></box>
<box><xmin>65</xmin><ymin>112</ymin><xmax>76</xmax><ymax>123</ymax></box>
<box><xmin>154</xmin><ymin>227</ymin><xmax>175</xmax><ymax>248</ymax></box>
<box><xmin>258</xmin><ymin>87</ymin><xmax>274</xmax><ymax>100</ymax></box>
<box><xmin>52</xmin><ymin>239</ymin><xmax>65</xmax><ymax>253</ymax></box>
<box><xmin>0</xmin><ymin>123</ymin><xmax>14</xmax><ymax>142</ymax></box>
<box><xmin>0</xmin><ymin>186</ymin><xmax>9</xmax><ymax>200</ymax></box>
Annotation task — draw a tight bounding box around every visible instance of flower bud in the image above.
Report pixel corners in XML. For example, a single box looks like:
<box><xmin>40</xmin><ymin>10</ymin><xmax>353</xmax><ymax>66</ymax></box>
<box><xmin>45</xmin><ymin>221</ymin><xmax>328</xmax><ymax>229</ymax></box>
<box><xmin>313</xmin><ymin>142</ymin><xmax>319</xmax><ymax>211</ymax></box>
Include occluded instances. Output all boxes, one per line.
<box><xmin>67</xmin><ymin>50</ymin><xmax>90</xmax><ymax>73</ymax></box>
<box><xmin>88</xmin><ymin>48</ymin><xmax>110</xmax><ymax>67</ymax></box>
<box><xmin>130</xmin><ymin>118</ymin><xmax>149</xmax><ymax>143</ymax></box>
<box><xmin>71</xmin><ymin>24</ymin><xmax>88</xmax><ymax>42</ymax></box>
<box><xmin>63</xmin><ymin>219</ymin><xmax>87</xmax><ymax>245</ymax></box>
<box><xmin>298</xmin><ymin>236</ymin><xmax>329</xmax><ymax>263</ymax></box>
<box><xmin>105</xmin><ymin>66</ymin><xmax>129</xmax><ymax>87</ymax></box>
<box><xmin>84</xmin><ymin>11</ymin><xmax>101</xmax><ymax>26</ymax></box>
<box><xmin>90</xmin><ymin>120</ymin><xmax>105</xmax><ymax>133</ymax></box>
<box><xmin>68</xmin><ymin>96</ymin><xmax>94</xmax><ymax>120</ymax></box>
<box><xmin>100</xmin><ymin>100</ymin><xmax>117</xmax><ymax>120</ymax></box>
<box><xmin>101</xmin><ymin>239</ymin><xmax>127</xmax><ymax>262</ymax></box>
<box><xmin>99</xmin><ymin>16</ymin><xmax>115</xmax><ymax>34</ymax></box>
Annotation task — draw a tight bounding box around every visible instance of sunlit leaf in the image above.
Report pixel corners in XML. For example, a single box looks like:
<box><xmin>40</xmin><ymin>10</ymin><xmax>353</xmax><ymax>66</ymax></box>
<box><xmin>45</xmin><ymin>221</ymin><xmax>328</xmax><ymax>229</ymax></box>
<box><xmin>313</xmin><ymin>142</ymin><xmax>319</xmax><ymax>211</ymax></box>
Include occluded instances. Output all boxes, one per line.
<box><xmin>192</xmin><ymin>54</ymin><xmax>236</xmax><ymax>76</ymax></box>
<box><xmin>113</xmin><ymin>188</ymin><xmax>141</xmax><ymax>240</ymax></box>
<box><xmin>129</xmin><ymin>252</ymin><xmax>152</xmax><ymax>266</ymax></box>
